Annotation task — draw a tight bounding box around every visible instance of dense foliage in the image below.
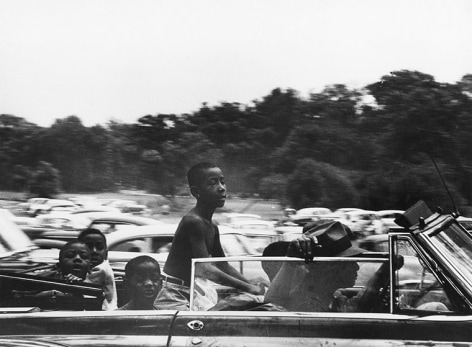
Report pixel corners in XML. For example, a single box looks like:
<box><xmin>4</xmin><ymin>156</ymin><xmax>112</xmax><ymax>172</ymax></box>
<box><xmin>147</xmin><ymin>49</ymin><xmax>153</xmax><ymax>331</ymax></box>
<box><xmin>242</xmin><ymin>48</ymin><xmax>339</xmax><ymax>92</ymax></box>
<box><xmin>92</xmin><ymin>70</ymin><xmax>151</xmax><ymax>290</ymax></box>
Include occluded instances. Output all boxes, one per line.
<box><xmin>1</xmin><ymin>70</ymin><xmax>472</xmax><ymax>212</ymax></box>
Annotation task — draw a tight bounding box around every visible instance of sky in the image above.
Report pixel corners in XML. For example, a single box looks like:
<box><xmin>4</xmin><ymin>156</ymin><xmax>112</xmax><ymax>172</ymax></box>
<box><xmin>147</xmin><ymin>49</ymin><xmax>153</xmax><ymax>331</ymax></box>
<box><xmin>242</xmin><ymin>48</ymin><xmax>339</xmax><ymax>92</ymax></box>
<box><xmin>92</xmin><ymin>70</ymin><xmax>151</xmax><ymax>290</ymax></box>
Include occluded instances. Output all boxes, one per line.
<box><xmin>1</xmin><ymin>0</ymin><xmax>471</xmax><ymax>127</ymax></box>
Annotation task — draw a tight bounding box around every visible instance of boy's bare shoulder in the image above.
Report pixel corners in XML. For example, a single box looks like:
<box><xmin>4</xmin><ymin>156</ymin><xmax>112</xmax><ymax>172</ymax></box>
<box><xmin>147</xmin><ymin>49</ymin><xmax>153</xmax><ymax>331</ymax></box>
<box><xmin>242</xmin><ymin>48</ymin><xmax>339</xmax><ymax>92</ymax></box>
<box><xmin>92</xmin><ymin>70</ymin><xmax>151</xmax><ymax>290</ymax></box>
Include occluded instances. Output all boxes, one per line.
<box><xmin>178</xmin><ymin>211</ymin><xmax>216</xmax><ymax>236</ymax></box>
<box><xmin>178</xmin><ymin>213</ymin><xmax>206</xmax><ymax>230</ymax></box>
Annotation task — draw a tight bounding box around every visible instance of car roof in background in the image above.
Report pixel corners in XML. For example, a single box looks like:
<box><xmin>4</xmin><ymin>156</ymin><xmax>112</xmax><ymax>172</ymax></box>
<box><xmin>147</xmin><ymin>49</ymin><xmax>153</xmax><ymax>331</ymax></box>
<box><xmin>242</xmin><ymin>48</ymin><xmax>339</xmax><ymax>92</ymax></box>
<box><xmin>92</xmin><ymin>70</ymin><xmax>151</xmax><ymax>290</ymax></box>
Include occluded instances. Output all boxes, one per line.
<box><xmin>84</xmin><ymin>212</ymin><xmax>163</xmax><ymax>224</ymax></box>
<box><xmin>44</xmin><ymin>199</ymin><xmax>77</xmax><ymax>206</ymax></box>
<box><xmin>105</xmin><ymin>223</ymin><xmax>178</xmax><ymax>242</ymax></box>
<box><xmin>334</xmin><ymin>207</ymin><xmax>363</xmax><ymax>213</ymax></box>
<box><xmin>71</xmin><ymin>206</ymin><xmax>122</xmax><ymax>214</ymax></box>
<box><xmin>230</xmin><ymin>219</ymin><xmax>275</xmax><ymax>227</ymax></box>
<box><xmin>376</xmin><ymin>209</ymin><xmax>405</xmax><ymax>216</ymax></box>
<box><xmin>35</xmin><ymin>212</ymin><xmax>89</xmax><ymax>221</ymax></box>
<box><xmin>345</xmin><ymin>209</ymin><xmax>378</xmax><ymax>216</ymax></box>
<box><xmin>295</xmin><ymin>207</ymin><xmax>332</xmax><ymax>215</ymax></box>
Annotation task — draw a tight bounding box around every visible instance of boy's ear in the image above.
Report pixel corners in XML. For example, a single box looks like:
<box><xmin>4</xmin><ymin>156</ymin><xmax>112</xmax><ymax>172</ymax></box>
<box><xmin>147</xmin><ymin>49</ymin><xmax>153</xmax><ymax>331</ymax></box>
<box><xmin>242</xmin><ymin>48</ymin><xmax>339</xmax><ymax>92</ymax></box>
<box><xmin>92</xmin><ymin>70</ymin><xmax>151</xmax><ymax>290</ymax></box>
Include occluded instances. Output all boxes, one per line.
<box><xmin>190</xmin><ymin>186</ymin><xmax>200</xmax><ymax>199</ymax></box>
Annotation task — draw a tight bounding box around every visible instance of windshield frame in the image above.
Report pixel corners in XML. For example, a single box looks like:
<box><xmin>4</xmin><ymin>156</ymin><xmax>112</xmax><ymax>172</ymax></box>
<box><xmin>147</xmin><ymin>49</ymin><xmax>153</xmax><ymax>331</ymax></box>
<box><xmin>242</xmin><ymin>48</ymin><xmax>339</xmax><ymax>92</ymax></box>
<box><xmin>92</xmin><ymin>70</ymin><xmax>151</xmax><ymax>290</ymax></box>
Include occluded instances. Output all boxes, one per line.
<box><xmin>411</xmin><ymin>214</ymin><xmax>472</xmax><ymax>303</ymax></box>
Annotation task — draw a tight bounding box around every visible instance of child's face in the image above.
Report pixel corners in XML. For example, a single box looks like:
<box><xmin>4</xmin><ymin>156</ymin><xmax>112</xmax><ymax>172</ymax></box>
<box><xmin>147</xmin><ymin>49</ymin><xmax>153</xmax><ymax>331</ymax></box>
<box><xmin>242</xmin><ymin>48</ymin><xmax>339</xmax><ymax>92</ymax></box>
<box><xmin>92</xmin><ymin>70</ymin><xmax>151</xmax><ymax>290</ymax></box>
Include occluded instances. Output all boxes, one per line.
<box><xmin>81</xmin><ymin>233</ymin><xmax>107</xmax><ymax>267</ymax></box>
<box><xmin>60</xmin><ymin>243</ymin><xmax>91</xmax><ymax>279</ymax></box>
<box><xmin>196</xmin><ymin>167</ymin><xmax>226</xmax><ymax>208</ymax></box>
<box><xmin>127</xmin><ymin>261</ymin><xmax>162</xmax><ymax>304</ymax></box>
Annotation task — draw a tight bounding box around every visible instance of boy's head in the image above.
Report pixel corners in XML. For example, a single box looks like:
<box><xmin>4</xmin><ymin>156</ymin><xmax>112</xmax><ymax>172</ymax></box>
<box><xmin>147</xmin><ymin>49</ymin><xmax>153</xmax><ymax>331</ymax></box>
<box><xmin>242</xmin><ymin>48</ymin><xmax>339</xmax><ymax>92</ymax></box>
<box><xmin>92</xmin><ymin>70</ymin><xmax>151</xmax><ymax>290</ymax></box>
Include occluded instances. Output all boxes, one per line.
<box><xmin>124</xmin><ymin>256</ymin><xmax>162</xmax><ymax>305</ymax></box>
<box><xmin>78</xmin><ymin>228</ymin><xmax>108</xmax><ymax>267</ymax></box>
<box><xmin>59</xmin><ymin>240</ymin><xmax>91</xmax><ymax>280</ymax></box>
<box><xmin>187</xmin><ymin>162</ymin><xmax>226</xmax><ymax>208</ymax></box>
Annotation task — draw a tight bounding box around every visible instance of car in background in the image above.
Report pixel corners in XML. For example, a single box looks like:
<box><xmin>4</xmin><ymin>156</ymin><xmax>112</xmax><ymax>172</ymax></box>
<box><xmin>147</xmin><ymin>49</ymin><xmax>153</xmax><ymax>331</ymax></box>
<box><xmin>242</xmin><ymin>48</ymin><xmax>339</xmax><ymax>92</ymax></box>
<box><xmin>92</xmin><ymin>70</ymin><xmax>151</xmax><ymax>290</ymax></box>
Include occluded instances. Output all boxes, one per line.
<box><xmin>333</xmin><ymin>207</ymin><xmax>364</xmax><ymax>215</ymax></box>
<box><xmin>107</xmin><ymin>224</ymin><xmax>257</xmax><ymax>256</ymax></box>
<box><xmin>339</xmin><ymin>209</ymin><xmax>388</xmax><ymax>238</ymax></box>
<box><xmin>35</xmin><ymin>212</ymin><xmax>165</xmax><ymax>242</ymax></box>
<box><xmin>276</xmin><ymin>209</ymin><xmax>339</xmax><ymax>238</ymax></box>
<box><xmin>104</xmin><ymin>199</ymin><xmax>151</xmax><ymax>216</ymax></box>
<box><xmin>28</xmin><ymin>199</ymin><xmax>79</xmax><ymax>216</ymax></box>
<box><xmin>70</xmin><ymin>206</ymin><xmax>122</xmax><ymax>215</ymax></box>
<box><xmin>375</xmin><ymin>209</ymin><xmax>405</xmax><ymax>231</ymax></box>
<box><xmin>67</xmin><ymin>196</ymin><xmax>101</xmax><ymax>208</ymax></box>
<box><xmin>21</xmin><ymin>212</ymin><xmax>92</xmax><ymax>240</ymax></box>
<box><xmin>106</xmin><ymin>224</ymin><xmax>260</xmax><ymax>276</ymax></box>
<box><xmin>215</xmin><ymin>212</ymin><xmax>262</xmax><ymax>225</ymax></box>
<box><xmin>358</xmin><ymin>234</ymin><xmax>389</xmax><ymax>252</ymax></box>
<box><xmin>35</xmin><ymin>223</ymin><xmax>259</xmax><ymax>272</ymax></box>
<box><xmin>288</xmin><ymin>207</ymin><xmax>333</xmax><ymax>226</ymax></box>
<box><xmin>17</xmin><ymin>197</ymin><xmax>50</xmax><ymax>215</ymax></box>
<box><xmin>34</xmin><ymin>212</ymin><xmax>91</xmax><ymax>230</ymax></box>
<box><xmin>226</xmin><ymin>219</ymin><xmax>280</xmax><ymax>254</ymax></box>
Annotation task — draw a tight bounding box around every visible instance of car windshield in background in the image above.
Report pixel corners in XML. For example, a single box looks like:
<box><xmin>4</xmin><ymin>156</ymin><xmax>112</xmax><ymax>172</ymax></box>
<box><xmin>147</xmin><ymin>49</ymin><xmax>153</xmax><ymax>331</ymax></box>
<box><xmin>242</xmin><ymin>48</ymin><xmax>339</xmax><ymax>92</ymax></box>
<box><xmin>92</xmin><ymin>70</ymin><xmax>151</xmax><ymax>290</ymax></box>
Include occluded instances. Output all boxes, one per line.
<box><xmin>0</xmin><ymin>210</ymin><xmax>35</xmax><ymax>255</ymax></box>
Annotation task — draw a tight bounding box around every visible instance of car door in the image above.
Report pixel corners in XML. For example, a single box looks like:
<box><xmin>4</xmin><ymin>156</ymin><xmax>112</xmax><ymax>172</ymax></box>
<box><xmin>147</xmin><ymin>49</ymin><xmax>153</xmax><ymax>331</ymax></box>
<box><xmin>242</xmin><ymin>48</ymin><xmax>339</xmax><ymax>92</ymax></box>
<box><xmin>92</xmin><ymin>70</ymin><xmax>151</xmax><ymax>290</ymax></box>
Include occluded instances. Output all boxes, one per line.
<box><xmin>166</xmin><ymin>256</ymin><xmax>472</xmax><ymax>346</ymax></box>
<box><xmin>169</xmin><ymin>310</ymin><xmax>472</xmax><ymax>346</ymax></box>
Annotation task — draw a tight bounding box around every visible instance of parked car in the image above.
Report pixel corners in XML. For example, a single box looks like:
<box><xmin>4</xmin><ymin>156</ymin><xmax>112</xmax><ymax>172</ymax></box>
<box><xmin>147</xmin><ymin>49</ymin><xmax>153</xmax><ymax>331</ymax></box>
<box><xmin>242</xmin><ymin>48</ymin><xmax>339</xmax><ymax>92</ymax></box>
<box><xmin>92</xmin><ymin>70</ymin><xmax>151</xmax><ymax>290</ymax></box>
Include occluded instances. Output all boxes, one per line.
<box><xmin>339</xmin><ymin>209</ymin><xmax>388</xmax><ymax>238</ymax></box>
<box><xmin>21</xmin><ymin>212</ymin><xmax>92</xmax><ymax>240</ymax></box>
<box><xmin>1</xmin><ymin>200</ymin><xmax>472</xmax><ymax>344</ymax></box>
<box><xmin>105</xmin><ymin>224</ymin><xmax>257</xmax><ymax>274</ymax></box>
<box><xmin>28</xmin><ymin>199</ymin><xmax>80</xmax><ymax>216</ymax></box>
<box><xmin>357</xmin><ymin>234</ymin><xmax>389</xmax><ymax>252</ymax></box>
<box><xmin>333</xmin><ymin>207</ymin><xmax>364</xmax><ymax>214</ymax></box>
<box><xmin>17</xmin><ymin>197</ymin><xmax>50</xmax><ymax>215</ymax></box>
<box><xmin>36</xmin><ymin>212</ymin><xmax>164</xmax><ymax>242</ymax></box>
<box><xmin>34</xmin><ymin>223</ymin><xmax>259</xmax><ymax>271</ymax></box>
<box><xmin>216</xmin><ymin>213</ymin><xmax>262</xmax><ymax>225</ymax></box>
<box><xmin>105</xmin><ymin>199</ymin><xmax>151</xmax><ymax>216</ymax></box>
<box><xmin>375</xmin><ymin>209</ymin><xmax>405</xmax><ymax>231</ymax></box>
<box><xmin>288</xmin><ymin>207</ymin><xmax>333</xmax><ymax>226</ymax></box>
<box><xmin>70</xmin><ymin>206</ymin><xmax>122</xmax><ymax>214</ymax></box>
<box><xmin>225</xmin><ymin>219</ymin><xmax>280</xmax><ymax>254</ymax></box>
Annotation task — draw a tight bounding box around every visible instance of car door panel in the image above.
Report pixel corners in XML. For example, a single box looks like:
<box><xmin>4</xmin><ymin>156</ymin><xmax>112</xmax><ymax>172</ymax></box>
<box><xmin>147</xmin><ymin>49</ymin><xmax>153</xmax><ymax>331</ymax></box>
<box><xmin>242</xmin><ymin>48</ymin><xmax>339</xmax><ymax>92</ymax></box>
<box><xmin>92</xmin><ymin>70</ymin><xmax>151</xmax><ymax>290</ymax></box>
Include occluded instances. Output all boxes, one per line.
<box><xmin>169</xmin><ymin>311</ymin><xmax>472</xmax><ymax>346</ymax></box>
<box><xmin>0</xmin><ymin>311</ymin><xmax>176</xmax><ymax>345</ymax></box>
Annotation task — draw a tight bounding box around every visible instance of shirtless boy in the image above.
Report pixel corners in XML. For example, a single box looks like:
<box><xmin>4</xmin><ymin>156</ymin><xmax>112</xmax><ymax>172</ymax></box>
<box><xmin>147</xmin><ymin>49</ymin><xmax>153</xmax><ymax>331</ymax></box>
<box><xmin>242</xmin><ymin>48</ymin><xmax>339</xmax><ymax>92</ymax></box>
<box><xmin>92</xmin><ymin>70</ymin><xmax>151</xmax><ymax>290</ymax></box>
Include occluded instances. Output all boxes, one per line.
<box><xmin>155</xmin><ymin>162</ymin><xmax>263</xmax><ymax>310</ymax></box>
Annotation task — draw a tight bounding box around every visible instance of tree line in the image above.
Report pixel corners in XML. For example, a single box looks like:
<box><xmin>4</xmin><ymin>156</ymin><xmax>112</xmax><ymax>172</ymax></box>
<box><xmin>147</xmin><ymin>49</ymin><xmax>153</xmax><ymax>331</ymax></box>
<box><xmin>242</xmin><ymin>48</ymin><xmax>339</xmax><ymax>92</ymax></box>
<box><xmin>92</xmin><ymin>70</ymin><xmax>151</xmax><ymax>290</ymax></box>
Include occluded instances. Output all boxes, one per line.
<box><xmin>1</xmin><ymin>70</ymin><xmax>472</xmax><ymax>212</ymax></box>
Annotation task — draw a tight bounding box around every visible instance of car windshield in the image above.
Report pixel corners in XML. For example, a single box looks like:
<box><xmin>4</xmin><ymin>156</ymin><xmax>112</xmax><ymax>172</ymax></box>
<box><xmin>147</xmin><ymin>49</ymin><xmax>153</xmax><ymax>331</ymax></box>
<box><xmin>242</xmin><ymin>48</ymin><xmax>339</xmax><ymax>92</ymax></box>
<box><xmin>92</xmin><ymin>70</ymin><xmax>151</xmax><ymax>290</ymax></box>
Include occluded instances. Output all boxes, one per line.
<box><xmin>190</xmin><ymin>257</ymin><xmax>386</xmax><ymax>312</ymax></box>
<box><xmin>425</xmin><ymin>220</ymin><xmax>472</xmax><ymax>291</ymax></box>
<box><xmin>0</xmin><ymin>210</ymin><xmax>35</xmax><ymax>256</ymax></box>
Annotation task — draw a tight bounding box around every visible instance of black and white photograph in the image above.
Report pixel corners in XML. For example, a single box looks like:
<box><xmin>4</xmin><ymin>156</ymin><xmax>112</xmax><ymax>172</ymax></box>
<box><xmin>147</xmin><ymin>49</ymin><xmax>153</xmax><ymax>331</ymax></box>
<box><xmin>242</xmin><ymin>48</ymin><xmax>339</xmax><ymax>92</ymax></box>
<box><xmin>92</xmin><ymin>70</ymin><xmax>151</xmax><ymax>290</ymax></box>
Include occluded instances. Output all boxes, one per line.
<box><xmin>1</xmin><ymin>0</ymin><xmax>472</xmax><ymax>345</ymax></box>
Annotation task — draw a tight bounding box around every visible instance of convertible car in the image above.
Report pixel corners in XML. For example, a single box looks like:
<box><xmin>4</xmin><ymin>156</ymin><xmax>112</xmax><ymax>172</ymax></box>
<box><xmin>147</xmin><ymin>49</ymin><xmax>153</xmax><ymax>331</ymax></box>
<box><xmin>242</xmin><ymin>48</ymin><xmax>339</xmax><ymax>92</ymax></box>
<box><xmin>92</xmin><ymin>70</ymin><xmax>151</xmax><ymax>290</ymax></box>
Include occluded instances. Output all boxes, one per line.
<box><xmin>0</xmin><ymin>200</ymin><xmax>472</xmax><ymax>346</ymax></box>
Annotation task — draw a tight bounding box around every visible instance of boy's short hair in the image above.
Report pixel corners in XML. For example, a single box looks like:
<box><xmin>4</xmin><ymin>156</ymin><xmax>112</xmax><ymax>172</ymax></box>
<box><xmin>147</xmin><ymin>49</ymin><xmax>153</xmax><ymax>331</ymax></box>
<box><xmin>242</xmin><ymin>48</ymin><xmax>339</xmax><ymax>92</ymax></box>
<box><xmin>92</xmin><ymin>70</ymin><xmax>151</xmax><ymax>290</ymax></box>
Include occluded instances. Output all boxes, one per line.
<box><xmin>125</xmin><ymin>256</ymin><xmax>161</xmax><ymax>278</ymax></box>
<box><xmin>187</xmin><ymin>162</ymin><xmax>218</xmax><ymax>187</ymax></box>
<box><xmin>59</xmin><ymin>240</ymin><xmax>89</xmax><ymax>260</ymax></box>
<box><xmin>78</xmin><ymin>227</ymin><xmax>107</xmax><ymax>247</ymax></box>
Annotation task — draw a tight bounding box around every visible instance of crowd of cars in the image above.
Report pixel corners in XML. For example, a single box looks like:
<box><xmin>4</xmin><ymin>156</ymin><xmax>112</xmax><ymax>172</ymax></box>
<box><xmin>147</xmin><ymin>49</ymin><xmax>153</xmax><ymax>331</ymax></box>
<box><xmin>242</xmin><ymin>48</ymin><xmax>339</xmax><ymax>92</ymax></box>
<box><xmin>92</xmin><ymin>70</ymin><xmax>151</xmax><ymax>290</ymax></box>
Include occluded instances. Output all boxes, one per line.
<box><xmin>0</xmin><ymin>199</ymin><xmax>471</xmax><ymax>345</ymax></box>
<box><xmin>277</xmin><ymin>206</ymin><xmax>404</xmax><ymax>239</ymax></box>
<box><xmin>2</xmin><ymin>197</ymin><xmax>472</xmax><ymax>345</ymax></box>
